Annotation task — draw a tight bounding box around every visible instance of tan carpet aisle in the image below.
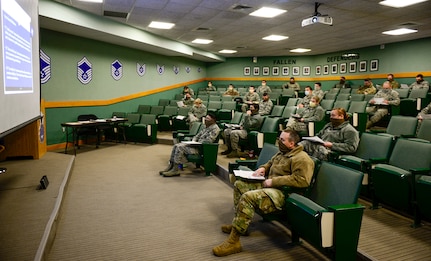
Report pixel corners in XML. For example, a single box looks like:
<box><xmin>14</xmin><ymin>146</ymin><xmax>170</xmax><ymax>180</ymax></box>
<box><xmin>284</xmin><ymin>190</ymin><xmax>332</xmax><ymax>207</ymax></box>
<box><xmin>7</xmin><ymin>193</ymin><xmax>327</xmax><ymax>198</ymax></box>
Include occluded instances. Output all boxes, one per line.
<box><xmin>47</xmin><ymin>143</ymin><xmax>329</xmax><ymax>261</ymax></box>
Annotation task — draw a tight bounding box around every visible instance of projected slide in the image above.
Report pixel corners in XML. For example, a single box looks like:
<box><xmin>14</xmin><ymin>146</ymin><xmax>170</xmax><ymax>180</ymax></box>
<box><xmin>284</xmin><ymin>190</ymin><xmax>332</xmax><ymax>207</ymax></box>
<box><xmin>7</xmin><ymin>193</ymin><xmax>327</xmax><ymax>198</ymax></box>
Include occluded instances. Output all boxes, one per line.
<box><xmin>1</xmin><ymin>0</ymin><xmax>33</xmax><ymax>94</ymax></box>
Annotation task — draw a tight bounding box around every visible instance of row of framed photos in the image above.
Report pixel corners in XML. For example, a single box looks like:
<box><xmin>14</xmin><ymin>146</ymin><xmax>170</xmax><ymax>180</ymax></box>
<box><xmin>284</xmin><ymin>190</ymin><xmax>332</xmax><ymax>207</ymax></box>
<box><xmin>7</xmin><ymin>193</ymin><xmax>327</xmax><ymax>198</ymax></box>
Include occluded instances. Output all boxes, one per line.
<box><xmin>244</xmin><ymin>59</ymin><xmax>379</xmax><ymax>76</ymax></box>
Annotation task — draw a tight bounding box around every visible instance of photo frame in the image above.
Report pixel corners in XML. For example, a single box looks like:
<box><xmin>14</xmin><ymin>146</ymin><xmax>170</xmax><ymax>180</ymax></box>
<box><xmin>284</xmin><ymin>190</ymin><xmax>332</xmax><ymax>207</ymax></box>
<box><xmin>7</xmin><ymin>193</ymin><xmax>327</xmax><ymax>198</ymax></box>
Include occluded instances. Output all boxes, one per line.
<box><xmin>282</xmin><ymin>66</ymin><xmax>289</xmax><ymax>76</ymax></box>
<box><xmin>359</xmin><ymin>60</ymin><xmax>367</xmax><ymax>72</ymax></box>
<box><xmin>370</xmin><ymin>59</ymin><xmax>379</xmax><ymax>71</ymax></box>
<box><xmin>331</xmin><ymin>64</ymin><xmax>338</xmax><ymax>74</ymax></box>
<box><xmin>315</xmin><ymin>65</ymin><xmax>321</xmax><ymax>75</ymax></box>
<box><xmin>262</xmin><ymin>66</ymin><xmax>270</xmax><ymax>76</ymax></box>
<box><xmin>243</xmin><ymin>66</ymin><xmax>251</xmax><ymax>76</ymax></box>
<box><xmin>292</xmin><ymin>66</ymin><xmax>300</xmax><ymax>76</ymax></box>
<box><xmin>340</xmin><ymin>63</ymin><xmax>347</xmax><ymax>74</ymax></box>
<box><xmin>302</xmin><ymin>66</ymin><xmax>310</xmax><ymax>76</ymax></box>
<box><xmin>349</xmin><ymin>62</ymin><xmax>356</xmax><ymax>73</ymax></box>
<box><xmin>253</xmin><ymin>66</ymin><xmax>260</xmax><ymax>76</ymax></box>
<box><xmin>272</xmin><ymin>66</ymin><xmax>279</xmax><ymax>76</ymax></box>
<box><xmin>323</xmin><ymin>65</ymin><xmax>329</xmax><ymax>75</ymax></box>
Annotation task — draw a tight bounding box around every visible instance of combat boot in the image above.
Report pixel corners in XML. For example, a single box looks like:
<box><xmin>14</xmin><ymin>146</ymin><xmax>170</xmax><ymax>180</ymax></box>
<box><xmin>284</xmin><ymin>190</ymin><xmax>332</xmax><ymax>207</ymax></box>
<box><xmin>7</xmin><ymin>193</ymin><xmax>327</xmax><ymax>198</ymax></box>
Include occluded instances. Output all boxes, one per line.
<box><xmin>212</xmin><ymin>227</ymin><xmax>242</xmax><ymax>256</ymax></box>
<box><xmin>162</xmin><ymin>164</ymin><xmax>180</xmax><ymax>177</ymax></box>
<box><xmin>159</xmin><ymin>161</ymin><xmax>173</xmax><ymax>175</ymax></box>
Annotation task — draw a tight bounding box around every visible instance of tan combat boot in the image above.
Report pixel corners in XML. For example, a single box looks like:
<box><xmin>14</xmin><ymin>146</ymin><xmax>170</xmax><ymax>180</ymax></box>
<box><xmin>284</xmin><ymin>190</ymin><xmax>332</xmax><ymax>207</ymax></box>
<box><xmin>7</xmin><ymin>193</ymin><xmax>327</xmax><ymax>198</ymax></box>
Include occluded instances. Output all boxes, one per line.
<box><xmin>212</xmin><ymin>227</ymin><xmax>242</xmax><ymax>256</ymax></box>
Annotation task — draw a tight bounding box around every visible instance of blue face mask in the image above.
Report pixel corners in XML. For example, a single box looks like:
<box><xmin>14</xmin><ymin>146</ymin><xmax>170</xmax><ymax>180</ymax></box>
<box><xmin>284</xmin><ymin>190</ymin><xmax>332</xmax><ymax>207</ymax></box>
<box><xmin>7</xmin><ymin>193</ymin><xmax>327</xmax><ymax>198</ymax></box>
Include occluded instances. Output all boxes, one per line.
<box><xmin>305</xmin><ymin>91</ymin><xmax>310</xmax><ymax>96</ymax></box>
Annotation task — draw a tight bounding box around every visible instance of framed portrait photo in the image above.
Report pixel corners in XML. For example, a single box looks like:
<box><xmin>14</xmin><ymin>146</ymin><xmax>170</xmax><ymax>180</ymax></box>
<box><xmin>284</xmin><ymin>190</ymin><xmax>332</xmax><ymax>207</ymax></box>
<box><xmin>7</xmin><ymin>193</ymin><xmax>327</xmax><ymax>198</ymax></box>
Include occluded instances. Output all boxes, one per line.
<box><xmin>359</xmin><ymin>61</ymin><xmax>367</xmax><ymax>72</ymax></box>
<box><xmin>282</xmin><ymin>66</ymin><xmax>289</xmax><ymax>76</ymax></box>
<box><xmin>244</xmin><ymin>66</ymin><xmax>251</xmax><ymax>76</ymax></box>
<box><xmin>262</xmin><ymin>66</ymin><xmax>270</xmax><ymax>76</ymax></box>
<box><xmin>253</xmin><ymin>66</ymin><xmax>260</xmax><ymax>76</ymax></box>
<box><xmin>302</xmin><ymin>66</ymin><xmax>310</xmax><ymax>76</ymax></box>
<box><xmin>292</xmin><ymin>66</ymin><xmax>300</xmax><ymax>76</ymax></box>
<box><xmin>349</xmin><ymin>62</ymin><xmax>356</xmax><ymax>73</ymax></box>
<box><xmin>370</xmin><ymin>59</ymin><xmax>379</xmax><ymax>71</ymax></box>
<box><xmin>323</xmin><ymin>65</ymin><xmax>329</xmax><ymax>75</ymax></box>
<box><xmin>272</xmin><ymin>66</ymin><xmax>279</xmax><ymax>76</ymax></box>
<box><xmin>331</xmin><ymin>64</ymin><xmax>338</xmax><ymax>74</ymax></box>
<box><xmin>340</xmin><ymin>63</ymin><xmax>347</xmax><ymax>74</ymax></box>
<box><xmin>315</xmin><ymin>65</ymin><xmax>321</xmax><ymax>75</ymax></box>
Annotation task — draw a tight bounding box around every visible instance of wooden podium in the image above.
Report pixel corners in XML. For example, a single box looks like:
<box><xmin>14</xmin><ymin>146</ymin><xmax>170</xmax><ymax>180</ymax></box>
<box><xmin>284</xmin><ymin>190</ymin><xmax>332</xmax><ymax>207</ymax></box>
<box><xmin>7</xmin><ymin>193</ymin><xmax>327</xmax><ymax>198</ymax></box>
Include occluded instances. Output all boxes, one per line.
<box><xmin>0</xmin><ymin>100</ymin><xmax>47</xmax><ymax>161</ymax></box>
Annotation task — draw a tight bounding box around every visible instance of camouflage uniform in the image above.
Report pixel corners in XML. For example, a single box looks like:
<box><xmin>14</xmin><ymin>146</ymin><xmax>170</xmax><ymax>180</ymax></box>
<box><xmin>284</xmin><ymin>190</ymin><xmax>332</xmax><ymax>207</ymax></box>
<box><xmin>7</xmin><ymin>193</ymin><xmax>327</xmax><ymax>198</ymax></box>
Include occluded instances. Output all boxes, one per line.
<box><xmin>231</xmin><ymin>145</ymin><xmax>314</xmax><ymax>234</ymax></box>
<box><xmin>224</xmin><ymin>113</ymin><xmax>263</xmax><ymax>152</ymax></box>
<box><xmin>182</xmin><ymin>97</ymin><xmax>195</xmax><ymax>107</ymax></box>
<box><xmin>410</xmin><ymin>80</ymin><xmax>430</xmax><ymax>90</ymax></box>
<box><xmin>298</xmin><ymin>94</ymin><xmax>312</xmax><ymax>108</ymax></box>
<box><xmin>388</xmin><ymin>80</ymin><xmax>400</xmax><ymax>89</ymax></box>
<box><xmin>366</xmin><ymin>89</ymin><xmax>400</xmax><ymax>127</ymax></box>
<box><xmin>258</xmin><ymin>99</ymin><xmax>274</xmax><ymax>115</ymax></box>
<box><xmin>223</xmin><ymin>89</ymin><xmax>239</xmax><ymax>96</ymax></box>
<box><xmin>283</xmin><ymin>82</ymin><xmax>301</xmax><ymax>91</ymax></box>
<box><xmin>357</xmin><ymin>84</ymin><xmax>377</xmax><ymax>95</ymax></box>
<box><xmin>313</xmin><ymin>89</ymin><xmax>326</xmax><ymax>100</ymax></box>
<box><xmin>286</xmin><ymin>105</ymin><xmax>325</xmax><ymax>132</ymax></box>
<box><xmin>170</xmin><ymin>123</ymin><xmax>220</xmax><ymax>164</ymax></box>
<box><xmin>418</xmin><ymin>102</ymin><xmax>431</xmax><ymax>119</ymax></box>
<box><xmin>241</xmin><ymin>92</ymin><xmax>260</xmax><ymax>112</ymax></box>
<box><xmin>256</xmin><ymin>85</ymin><xmax>272</xmax><ymax>96</ymax></box>
<box><xmin>299</xmin><ymin>121</ymin><xmax>359</xmax><ymax>161</ymax></box>
<box><xmin>188</xmin><ymin>104</ymin><xmax>207</xmax><ymax>123</ymax></box>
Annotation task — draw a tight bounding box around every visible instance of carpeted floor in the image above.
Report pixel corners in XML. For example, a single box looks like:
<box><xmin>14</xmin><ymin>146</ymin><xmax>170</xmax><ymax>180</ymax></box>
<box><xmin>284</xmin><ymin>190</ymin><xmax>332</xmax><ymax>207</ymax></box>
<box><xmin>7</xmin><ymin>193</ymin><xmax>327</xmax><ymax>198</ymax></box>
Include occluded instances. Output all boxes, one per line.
<box><xmin>1</xmin><ymin>139</ymin><xmax>431</xmax><ymax>260</ymax></box>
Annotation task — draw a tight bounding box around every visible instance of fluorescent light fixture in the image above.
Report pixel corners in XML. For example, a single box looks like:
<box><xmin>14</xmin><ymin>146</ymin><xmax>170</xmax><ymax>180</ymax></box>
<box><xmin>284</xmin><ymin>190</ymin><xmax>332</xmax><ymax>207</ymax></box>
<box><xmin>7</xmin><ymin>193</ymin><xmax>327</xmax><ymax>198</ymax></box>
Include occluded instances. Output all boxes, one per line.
<box><xmin>262</xmin><ymin>35</ymin><xmax>288</xmax><ymax>41</ymax></box>
<box><xmin>148</xmin><ymin>21</ymin><xmax>175</xmax><ymax>29</ymax></box>
<box><xmin>191</xmin><ymin>39</ymin><xmax>213</xmax><ymax>44</ymax></box>
<box><xmin>379</xmin><ymin>0</ymin><xmax>428</xmax><ymax>8</ymax></box>
<box><xmin>249</xmin><ymin>7</ymin><xmax>287</xmax><ymax>18</ymax></box>
<box><xmin>290</xmin><ymin>48</ymin><xmax>311</xmax><ymax>53</ymax></box>
<box><xmin>382</xmin><ymin>28</ymin><xmax>418</xmax><ymax>35</ymax></box>
<box><xmin>77</xmin><ymin>0</ymin><xmax>103</xmax><ymax>2</ymax></box>
<box><xmin>219</xmin><ymin>49</ymin><xmax>237</xmax><ymax>54</ymax></box>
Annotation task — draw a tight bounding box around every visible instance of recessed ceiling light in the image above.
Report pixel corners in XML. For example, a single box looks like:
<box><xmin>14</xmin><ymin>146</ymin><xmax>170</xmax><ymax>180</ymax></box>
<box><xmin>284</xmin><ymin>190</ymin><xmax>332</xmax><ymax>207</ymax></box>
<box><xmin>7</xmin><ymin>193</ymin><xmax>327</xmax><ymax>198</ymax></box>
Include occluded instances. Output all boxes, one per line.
<box><xmin>219</xmin><ymin>49</ymin><xmax>237</xmax><ymax>54</ymax></box>
<box><xmin>382</xmin><ymin>28</ymin><xmax>418</xmax><ymax>35</ymax></box>
<box><xmin>148</xmin><ymin>21</ymin><xmax>175</xmax><ymax>29</ymax></box>
<box><xmin>262</xmin><ymin>35</ymin><xmax>289</xmax><ymax>41</ymax></box>
<box><xmin>77</xmin><ymin>0</ymin><xmax>103</xmax><ymax>3</ymax></box>
<box><xmin>290</xmin><ymin>48</ymin><xmax>311</xmax><ymax>53</ymax></box>
<box><xmin>249</xmin><ymin>7</ymin><xmax>287</xmax><ymax>18</ymax></box>
<box><xmin>191</xmin><ymin>39</ymin><xmax>213</xmax><ymax>44</ymax></box>
<box><xmin>379</xmin><ymin>0</ymin><xmax>428</xmax><ymax>8</ymax></box>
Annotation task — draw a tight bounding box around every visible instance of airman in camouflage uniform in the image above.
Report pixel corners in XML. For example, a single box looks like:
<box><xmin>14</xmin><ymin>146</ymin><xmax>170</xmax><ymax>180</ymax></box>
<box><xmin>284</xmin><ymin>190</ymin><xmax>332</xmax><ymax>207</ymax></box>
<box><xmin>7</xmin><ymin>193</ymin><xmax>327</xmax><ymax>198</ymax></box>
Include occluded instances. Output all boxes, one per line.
<box><xmin>188</xmin><ymin>98</ymin><xmax>207</xmax><ymax>124</ymax></box>
<box><xmin>387</xmin><ymin>73</ymin><xmax>400</xmax><ymax>89</ymax></box>
<box><xmin>366</xmin><ymin>81</ymin><xmax>400</xmax><ymax>129</ymax></box>
<box><xmin>223</xmin><ymin>84</ymin><xmax>239</xmax><ymax>96</ymax></box>
<box><xmin>286</xmin><ymin>96</ymin><xmax>325</xmax><ymax>132</ymax></box>
<box><xmin>256</xmin><ymin>80</ymin><xmax>272</xmax><ymax>97</ymax></box>
<box><xmin>297</xmin><ymin>86</ymin><xmax>313</xmax><ymax>108</ymax></box>
<box><xmin>222</xmin><ymin>104</ymin><xmax>263</xmax><ymax>158</ymax></box>
<box><xmin>160</xmin><ymin>114</ymin><xmax>220</xmax><ymax>177</ymax></box>
<box><xmin>258</xmin><ymin>93</ymin><xmax>273</xmax><ymax>115</ymax></box>
<box><xmin>241</xmin><ymin>86</ymin><xmax>260</xmax><ymax>112</ymax></box>
<box><xmin>410</xmin><ymin>74</ymin><xmax>430</xmax><ymax>90</ymax></box>
<box><xmin>212</xmin><ymin>130</ymin><xmax>315</xmax><ymax>257</ymax></box>
<box><xmin>357</xmin><ymin>78</ymin><xmax>377</xmax><ymax>95</ymax></box>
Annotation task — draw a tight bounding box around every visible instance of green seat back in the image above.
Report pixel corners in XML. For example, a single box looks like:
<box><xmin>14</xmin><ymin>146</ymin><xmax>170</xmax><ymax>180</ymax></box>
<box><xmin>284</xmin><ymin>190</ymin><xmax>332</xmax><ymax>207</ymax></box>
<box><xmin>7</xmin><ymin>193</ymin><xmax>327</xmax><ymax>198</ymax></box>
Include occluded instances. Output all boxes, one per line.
<box><xmin>255</xmin><ymin>143</ymin><xmax>279</xmax><ymax>167</ymax></box>
<box><xmin>230</xmin><ymin>112</ymin><xmax>243</xmax><ymax>124</ymax></box>
<box><xmin>333</xmin><ymin>100</ymin><xmax>350</xmax><ymax>111</ymax></box>
<box><xmin>388</xmin><ymin>138</ymin><xmax>431</xmax><ymax>170</ymax></box>
<box><xmin>354</xmin><ymin>133</ymin><xmax>393</xmax><ymax>160</ymax></box>
<box><xmin>270</xmin><ymin>105</ymin><xmax>284</xmax><ymax>117</ymax></box>
<box><xmin>348</xmin><ymin>101</ymin><xmax>367</xmax><ymax>113</ymax></box>
<box><xmin>350</xmin><ymin>94</ymin><xmax>365</xmax><ymax>101</ymax></box>
<box><xmin>286</xmin><ymin>98</ymin><xmax>299</xmax><ymax>106</ymax></box>
<box><xmin>220</xmin><ymin>101</ymin><xmax>236</xmax><ymax>110</ymax></box>
<box><xmin>415</xmin><ymin>120</ymin><xmax>431</xmax><ymax>142</ymax></box>
<box><xmin>137</xmin><ymin>105</ymin><xmax>151</xmax><ymax>114</ymax></box>
<box><xmin>150</xmin><ymin>105</ymin><xmax>164</xmax><ymax>116</ymax></box>
<box><xmin>281</xmin><ymin>106</ymin><xmax>297</xmax><ymax>119</ymax></box>
<box><xmin>309</xmin><ymin>162</ymin><xmax>364</xmax><ymax>207</ymax></box>
<box><xmin>395</xmin><ymin>88</ymin><xmax>409</xmax><ymax>98</ymax></box>
<box><xmin>384</xmin><ymin>115</ymin><xmax>417</xmax><ymax>137</ymax></box>
<box><xmin>336</xmin><ymin>93</ymin><xmax>350</xmax><ymax>101</ymax></box>
<box><xmin>138</xmin><ymin>114</ymin><xmax>156</xmax><ymax>125</ymax></box>
<box><xmin>177</xmin><ymin>106</ymin><xmax>191</xmax><ymax>116</ymax></box>
<box><xmin>320</xmin><ymin>99</ymin><xmax>335</xmax><ymax>111</ymax></box>
<box><xmin>260</xmin><ymin>117</ymin><xmax>279</xmax><ymax>132</ymax></box>
<box><xmin>408</xmin><ymin>88</ymin><xmax>428</xmax><ymax>99</ymax></box>
<box><xmin>162</xmin><ymin>106</ymin><xmax>178</xmax><ymax>116</ymax></box>
<box><xmin>126</xmin><ymin>113</ymin><xmax>141</xmax><ymax>124</ymax></box>
<box><xmin>158</xmin><ymin>99</ymin><xmax>170</xmax><ymax>106</ymax></box>
<box><xmin>189</xmin><ymin>122</ymin><xmax>202</xmax><ymax>136</ymax></box>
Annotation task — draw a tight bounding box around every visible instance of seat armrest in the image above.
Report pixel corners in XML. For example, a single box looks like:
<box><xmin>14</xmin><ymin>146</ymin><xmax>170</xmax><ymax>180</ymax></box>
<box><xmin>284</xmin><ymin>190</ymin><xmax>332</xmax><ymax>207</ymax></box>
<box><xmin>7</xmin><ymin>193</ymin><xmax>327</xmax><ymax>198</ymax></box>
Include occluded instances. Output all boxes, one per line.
<box><xmin>410</xmin><ymin>168</ymin><xmax>431</xmax><ymax>176</ymax></box>
<box><xmin>368</xmin><ymin>157</ymin><xmax>388</xmax><ymax>164</ymax></box>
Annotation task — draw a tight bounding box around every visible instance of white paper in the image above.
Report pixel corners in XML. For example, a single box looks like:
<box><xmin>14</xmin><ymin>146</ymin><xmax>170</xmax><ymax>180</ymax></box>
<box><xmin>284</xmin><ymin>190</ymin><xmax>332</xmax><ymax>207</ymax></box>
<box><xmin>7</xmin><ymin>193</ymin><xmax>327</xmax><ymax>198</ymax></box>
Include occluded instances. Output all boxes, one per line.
<box><xmin>177</xmin><ymin>101</ymin><xmax>184</xmax><ymax>107</ymax></box>
<box><xmin>176</xmin><ymin>115</ymin><xmax>185</xmax><ymax>120</ymax></box>
<box><xmin>181</xmin><ymin>141</ymin><xmax>202</xmax><ymax>145</ymax></box>
<box><xmin>233</xmin><ymin>170</ymin><xmax>265</xmax><ymax>180</ymax></box>
<box><xmin>302</xmin><ymin>136</ymin><xmax>325</xmax><ymax>144</ymax></box>
<box><xmin>373</xmin><ymin>98</ymin><xmax>384</xmax><ymax>105</ymax></box>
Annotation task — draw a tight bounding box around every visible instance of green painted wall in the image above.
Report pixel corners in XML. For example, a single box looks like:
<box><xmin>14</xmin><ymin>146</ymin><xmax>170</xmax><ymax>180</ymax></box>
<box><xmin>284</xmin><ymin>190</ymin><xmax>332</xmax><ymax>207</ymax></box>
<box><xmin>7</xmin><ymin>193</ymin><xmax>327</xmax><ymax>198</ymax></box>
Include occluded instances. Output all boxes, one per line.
<box><xmin>41</xmin><ymin>29</ymin><xmax>207</xmax><ymax>146</ymax></box>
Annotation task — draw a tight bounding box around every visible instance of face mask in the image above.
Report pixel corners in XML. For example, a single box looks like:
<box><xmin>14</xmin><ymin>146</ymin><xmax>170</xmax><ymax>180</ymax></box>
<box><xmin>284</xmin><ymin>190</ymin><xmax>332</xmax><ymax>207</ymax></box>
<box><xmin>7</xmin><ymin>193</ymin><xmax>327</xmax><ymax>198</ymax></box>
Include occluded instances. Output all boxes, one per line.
<box><xmin>262</xmin><ymin>83</ymin><xmax>266</xmax><ymax>86</ymax></box>
<box><xmin>382</xmin><ymin>89</ymin><xmax>391</xmax><ymax>94</ymax></box>
<box><xmin>330</xmin><ymin>118</ymin><xmax>344</xmax><ymax>127</ymax></box>
<box><xmin>249</xmin><ymin>90</ymin><xmax>254</xmax><ymax>93</ymax></box>
<box><xmin>228</xmin><ymin>87</ymin><xmax>233</xmax><ymax>90</ymax></box>
<box><xmin>309</xmin><ymin>102</ymin><xmax>317</xmax><ymax>108</ymax></box>
<box><xmin>305</xmin><ymin>91</ymin><xmax>310</xmax><ymax>96</ymax></box>
<box><xmin>278</xmin><ymin>141</ymin><xmax>291</xmax><ymax>153</ymax></box>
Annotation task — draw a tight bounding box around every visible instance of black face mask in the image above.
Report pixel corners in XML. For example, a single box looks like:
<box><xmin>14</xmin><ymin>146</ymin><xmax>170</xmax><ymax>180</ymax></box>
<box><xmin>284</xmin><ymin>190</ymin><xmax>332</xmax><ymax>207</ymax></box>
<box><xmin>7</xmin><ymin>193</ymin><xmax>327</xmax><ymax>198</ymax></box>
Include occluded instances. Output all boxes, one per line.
<box><xmin>278</xmin><ymin>141</ymin><xmax>291</xmax><ymax>153</ymax></box>
<box><xmin>330</xmin><ymin>118</ymin><xmax>344</xmax><ymax>127</ymax></box>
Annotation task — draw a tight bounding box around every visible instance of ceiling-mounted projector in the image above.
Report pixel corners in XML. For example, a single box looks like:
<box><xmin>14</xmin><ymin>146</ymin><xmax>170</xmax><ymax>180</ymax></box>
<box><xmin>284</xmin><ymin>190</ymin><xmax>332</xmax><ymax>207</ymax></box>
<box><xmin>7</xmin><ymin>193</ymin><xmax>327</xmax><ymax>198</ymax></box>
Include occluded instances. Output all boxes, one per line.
<box><xmin>301</xmin><ymin>2</ymin><xmax>333</xmax><ymax>27</ymax></box>
<box><xmin>302</xmin><ymin>16</ymin><xmax>333</xmax><ymax>27</ymax></box>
